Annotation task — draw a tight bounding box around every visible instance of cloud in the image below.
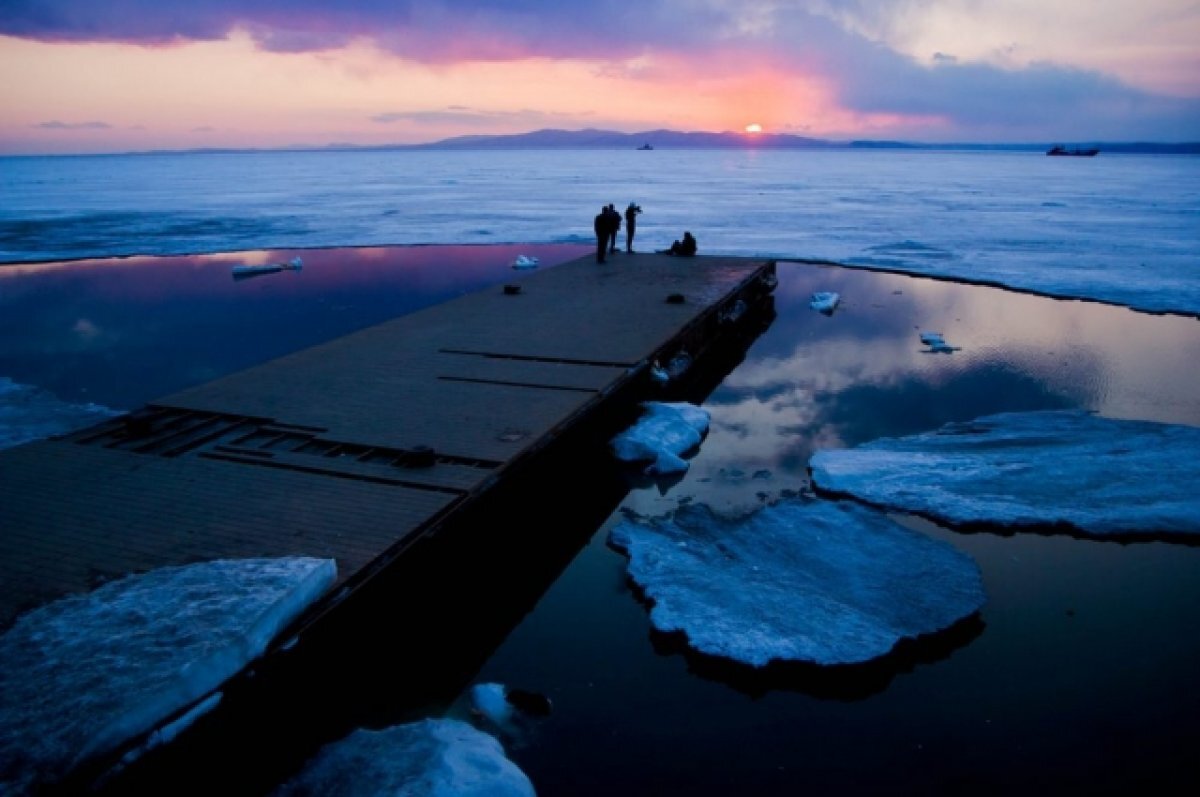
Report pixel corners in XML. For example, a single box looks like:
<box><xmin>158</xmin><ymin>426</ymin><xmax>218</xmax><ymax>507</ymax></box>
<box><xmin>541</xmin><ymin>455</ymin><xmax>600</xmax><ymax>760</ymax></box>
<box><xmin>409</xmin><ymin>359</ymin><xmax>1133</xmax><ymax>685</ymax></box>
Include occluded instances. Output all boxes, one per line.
<box><xmin>371</xmin><ymin>107</ymin><xmax>586</xmax><ymax>127</ymax></box>
<box><xmin>0</xmin><ymin>1</ymin><xmax>698</xmax><ymax>60</ymax></box>
<box><xmin>4</xmin><ymin>1</ymin><xmax>1197</xmax><ymax>140</ymax></box>
<box><xmin>34</xmin><ymin>120</ymin><xmax>112</xmax><ymax>130</ymax></box>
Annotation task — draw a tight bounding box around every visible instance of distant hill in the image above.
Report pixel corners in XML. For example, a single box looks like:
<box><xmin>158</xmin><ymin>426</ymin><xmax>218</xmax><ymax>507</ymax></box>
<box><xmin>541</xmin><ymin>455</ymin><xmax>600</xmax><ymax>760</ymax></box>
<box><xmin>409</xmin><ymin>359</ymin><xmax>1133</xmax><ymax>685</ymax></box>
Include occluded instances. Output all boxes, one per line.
<box><xmin>413</xmin><ymin>127</ymin><xmax>838</xmax><ymax>150</ymax></box>
<box><xmin>45</xmin><ymin>129</ymin><xmax>1200</xmax><ymax>158</ymax></box>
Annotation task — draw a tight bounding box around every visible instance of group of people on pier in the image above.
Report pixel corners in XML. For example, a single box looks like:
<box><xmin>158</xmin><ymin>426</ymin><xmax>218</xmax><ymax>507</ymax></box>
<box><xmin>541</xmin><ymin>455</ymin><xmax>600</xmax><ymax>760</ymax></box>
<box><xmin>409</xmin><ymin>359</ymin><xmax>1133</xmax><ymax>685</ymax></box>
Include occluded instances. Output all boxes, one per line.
<box><xmin>593</xmin><ymin>203</ymin><xmax>695</xmax><ymax>262</ymax></box>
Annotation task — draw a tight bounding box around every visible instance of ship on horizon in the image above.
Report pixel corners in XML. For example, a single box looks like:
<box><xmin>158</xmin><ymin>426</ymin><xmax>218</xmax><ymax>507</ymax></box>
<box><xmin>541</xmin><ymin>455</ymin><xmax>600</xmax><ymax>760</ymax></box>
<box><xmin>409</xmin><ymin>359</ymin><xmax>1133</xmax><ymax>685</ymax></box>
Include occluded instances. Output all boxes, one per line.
<box><xmin>1047</xmin><ymin>145</ymin><xmax>1100</xmax><ymax>157</ymax></box>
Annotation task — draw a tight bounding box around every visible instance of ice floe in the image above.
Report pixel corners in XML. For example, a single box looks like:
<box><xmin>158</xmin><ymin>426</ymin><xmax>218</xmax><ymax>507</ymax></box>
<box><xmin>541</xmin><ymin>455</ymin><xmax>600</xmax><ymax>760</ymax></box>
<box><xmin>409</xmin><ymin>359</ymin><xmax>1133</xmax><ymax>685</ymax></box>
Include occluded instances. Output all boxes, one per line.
<box><xmin>511</xmin><ymin>254</ymin><xmax>539</xmax><ymax>269</ymax></box>
<box><xmin>610</xmin><ymin>401</ymin><xmax>710</xmax><ymax>476</ymax></box>
<box><xmin>918</xmin><ymin>331</ymin><xmax>960</xmax><ymax>353</ymax></box>
<box><xmin>809</xmin><ymin>292</ymin><xmax>840</xmax><ymax>314</ymax></box>
<box><xmin>231</xmin><ymin>256</ymin><xmax>303</xmax><ymax>280</ymax></box>
<box><xmin>608</xmin><ymin>501</ymin><xmax>985</xmax><ymax>667</ymax></box>
<box><xmin>809</xmin><ymin>410</ymin><xmax>1200</xmax><ymax>536</ymax></box>
<box><xmin>0</xmin><ymin>376</ymin><xmax>120</xmax><ymax>451</ymax></box>
<box><xmin>273</xmin><ymin>719</ymin><xmax>535</xmax><ymax>797</ymax></box>
<box><xmin>0</xmin><ymin>557</ymin><xmax>336</xmax><ymax>794</ymax></box>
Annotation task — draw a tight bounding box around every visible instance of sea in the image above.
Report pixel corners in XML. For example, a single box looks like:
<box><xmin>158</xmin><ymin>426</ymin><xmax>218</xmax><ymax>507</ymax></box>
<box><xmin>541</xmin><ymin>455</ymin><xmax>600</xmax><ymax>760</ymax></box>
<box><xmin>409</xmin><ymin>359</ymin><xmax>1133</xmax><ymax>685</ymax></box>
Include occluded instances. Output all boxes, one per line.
<box><xmin>2</xmin><ymin>149</ymin><xmax>1199</xmax><ymax>795</ymax></box>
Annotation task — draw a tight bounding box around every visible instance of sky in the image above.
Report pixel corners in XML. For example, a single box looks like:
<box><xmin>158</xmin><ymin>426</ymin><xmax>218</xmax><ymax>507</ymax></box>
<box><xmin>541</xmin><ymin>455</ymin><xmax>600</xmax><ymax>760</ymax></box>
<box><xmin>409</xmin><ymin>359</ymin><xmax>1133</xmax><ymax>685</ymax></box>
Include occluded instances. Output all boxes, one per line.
<box><xmin>1</xmin><ymin>0</ymin><xmax>1198</xmax><ymax>154</ymax></box>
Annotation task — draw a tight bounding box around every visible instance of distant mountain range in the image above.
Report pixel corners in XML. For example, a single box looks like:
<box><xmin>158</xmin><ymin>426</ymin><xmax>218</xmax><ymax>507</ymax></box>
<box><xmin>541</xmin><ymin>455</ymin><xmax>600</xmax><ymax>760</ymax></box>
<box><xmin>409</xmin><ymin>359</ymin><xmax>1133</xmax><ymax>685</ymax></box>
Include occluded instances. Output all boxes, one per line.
<box><xmin>70</xmin><ymin>128</ymin><xmax>1200</xmax><ymax>158</ymax></box>
<box><xmin>405</xmin><ymin>128</ymin><xmax>1200</xmax><ymax>155</ymax></box>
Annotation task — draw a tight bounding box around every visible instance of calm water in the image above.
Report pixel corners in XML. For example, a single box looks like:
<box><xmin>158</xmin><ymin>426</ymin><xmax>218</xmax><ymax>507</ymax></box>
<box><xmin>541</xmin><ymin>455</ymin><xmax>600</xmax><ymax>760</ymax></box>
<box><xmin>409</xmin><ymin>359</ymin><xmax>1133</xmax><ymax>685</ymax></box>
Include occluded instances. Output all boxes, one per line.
<box><xmin>3</xmin><ymin>245</ymin><xmax>1199</xmax><ymax>795</ymax></box>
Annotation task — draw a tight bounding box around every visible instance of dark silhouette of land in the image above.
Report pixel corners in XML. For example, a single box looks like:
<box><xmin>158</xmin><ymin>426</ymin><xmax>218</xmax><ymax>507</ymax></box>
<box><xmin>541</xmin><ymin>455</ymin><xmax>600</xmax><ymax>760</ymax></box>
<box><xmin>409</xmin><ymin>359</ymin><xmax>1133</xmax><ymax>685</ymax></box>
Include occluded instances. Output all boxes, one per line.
<box><xmin>30</xmin><ymin>128</ymin><xmax>1197</xmax><ymax>158</ymax></box>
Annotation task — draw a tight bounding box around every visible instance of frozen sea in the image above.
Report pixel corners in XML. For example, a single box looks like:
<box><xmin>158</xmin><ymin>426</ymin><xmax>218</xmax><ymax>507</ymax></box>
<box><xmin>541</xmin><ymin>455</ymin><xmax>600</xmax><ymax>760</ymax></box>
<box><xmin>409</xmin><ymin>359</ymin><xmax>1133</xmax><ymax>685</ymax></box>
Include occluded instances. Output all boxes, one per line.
<box><xmin>2</xmin><ymin>148</ymin><xmax>1198</xmax><ymax>315</ymax></box>
<box><xmin>2</xmin><ymin>149</ymin><xmax>1200</xmax><ymax>795</ymax></box>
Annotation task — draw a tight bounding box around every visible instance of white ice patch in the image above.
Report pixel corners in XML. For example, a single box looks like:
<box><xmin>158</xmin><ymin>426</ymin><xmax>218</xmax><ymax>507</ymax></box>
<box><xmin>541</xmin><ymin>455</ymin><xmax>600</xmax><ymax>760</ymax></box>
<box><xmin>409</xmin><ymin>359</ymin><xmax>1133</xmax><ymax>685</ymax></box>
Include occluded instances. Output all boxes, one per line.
<box><xmin>274</xmin><ymin>719</ymin><xmax>535</xmax><ymax>797</ymax></box>
<box><xmin>231</xmin><ymin>256</ymin><xmax>302</xmax><ymax>278</ymax></box>
<box><xmin>468</xmin><ymin>683</ymin><xmax>514</xmax><ymax>729</ymax></box>
<box><xmin>0</xmin><ymin>376</ymin><xmax>120</xmax><ymax>451</ymax></box>
<box><xmin>608</xmin><ymin>501</ymin><xmax>985</xmax><ymax>667</ymax></box>
<box><xmin>810</xmin><ymin>410</ymin><xmax>1200</xmax><ymax>536</ymax></box>
<box><xmin>511</xmin><ymin>254</ymin><xmax>539</xmax><ymax>269</ymax></box>
<box><xmin>0</xmin><ymin>557</ymin><xmax>336</xmax><ymax>794</ymax></box>
<box><xmin>918</xmin><ymin>331</ymin><xmax>960</xmax><ymax>353</ymax></box>
<box><xmin>610</xmin><ymin>401</ymin><xmax>711</xmax><ymax>476</ymax></box>
<box><xmin>809</xmin><ymin>292</ymin><xmax>840</xmax><ymax>313</ymax></box>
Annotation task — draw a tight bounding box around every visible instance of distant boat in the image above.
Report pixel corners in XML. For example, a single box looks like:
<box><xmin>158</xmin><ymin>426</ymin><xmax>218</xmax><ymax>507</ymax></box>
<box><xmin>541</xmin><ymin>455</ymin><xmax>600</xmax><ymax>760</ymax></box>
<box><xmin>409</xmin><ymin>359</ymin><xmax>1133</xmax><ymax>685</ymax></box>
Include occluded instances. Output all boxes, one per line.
<box><xmin>232</xmin><ymin>256</ymin><xmax>303</xmax><ymax>280</ymax></box>
<box><xmin>637</xmin><ymin>143</ymin><xmax>654</xmax><ymax>150</ymax></box>
<box><xmin>1047</xmin><ymin>145</ymin><xmax>1099</xmax><ymax>157</ymax></box>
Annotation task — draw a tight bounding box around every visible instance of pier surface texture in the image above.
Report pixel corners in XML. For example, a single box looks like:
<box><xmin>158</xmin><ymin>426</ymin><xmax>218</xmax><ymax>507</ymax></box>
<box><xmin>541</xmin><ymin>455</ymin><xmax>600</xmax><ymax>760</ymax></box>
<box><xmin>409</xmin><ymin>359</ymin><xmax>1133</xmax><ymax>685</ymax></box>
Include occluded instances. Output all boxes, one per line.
<box><xmin>0</xmin><ymin>253</ymin><xmax>774</xmax><ymax>633</ymax></box>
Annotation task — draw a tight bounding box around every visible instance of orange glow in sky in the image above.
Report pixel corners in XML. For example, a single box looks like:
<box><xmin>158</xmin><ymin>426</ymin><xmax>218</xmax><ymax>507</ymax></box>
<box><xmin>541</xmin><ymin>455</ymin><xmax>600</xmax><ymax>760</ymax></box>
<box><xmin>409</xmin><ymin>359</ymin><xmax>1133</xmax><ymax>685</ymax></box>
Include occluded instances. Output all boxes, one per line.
<box><xmin>0</xmin><ymin>0</ymin><xmax>1196</xmax><ymax>155</ymax></box>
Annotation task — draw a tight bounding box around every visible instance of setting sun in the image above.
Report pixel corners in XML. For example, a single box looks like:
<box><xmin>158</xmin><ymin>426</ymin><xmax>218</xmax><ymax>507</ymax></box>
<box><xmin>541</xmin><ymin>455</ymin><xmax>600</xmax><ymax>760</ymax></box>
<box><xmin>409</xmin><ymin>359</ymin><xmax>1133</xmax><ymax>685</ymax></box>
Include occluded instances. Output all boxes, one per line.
<box><xmin>744</xmin><ymin>123</ymin><xmax>763</xmax><ymax>133</ymax></box>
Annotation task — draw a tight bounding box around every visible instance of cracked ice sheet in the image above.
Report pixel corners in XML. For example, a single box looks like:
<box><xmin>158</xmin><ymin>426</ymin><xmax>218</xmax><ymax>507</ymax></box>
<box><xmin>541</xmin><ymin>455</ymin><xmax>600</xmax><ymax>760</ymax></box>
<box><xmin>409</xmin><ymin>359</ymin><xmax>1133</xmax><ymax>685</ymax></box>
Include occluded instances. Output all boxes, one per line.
<box><xmin>608</xmin><ymin>501</ymin><xmax>985</xmax><ymax>667</ymax></box>
<box><xmin>274</xmin><ymin>719</ymin><xmax>534</xmax><ymax>797</ymax></box>
<box><xmin>0</xmin><ymin>376</ymin><xmax>119</xmax><ymax>451</ymax></box>
<box><xmin>810</xmin><ymin>410</ymin><xmax>1200</xmax><ymax>536</ymax></box>
<box><xmin>0</xmin><ymin>557</ymin><xmax>336</xmax><ymax>794</ymax></box>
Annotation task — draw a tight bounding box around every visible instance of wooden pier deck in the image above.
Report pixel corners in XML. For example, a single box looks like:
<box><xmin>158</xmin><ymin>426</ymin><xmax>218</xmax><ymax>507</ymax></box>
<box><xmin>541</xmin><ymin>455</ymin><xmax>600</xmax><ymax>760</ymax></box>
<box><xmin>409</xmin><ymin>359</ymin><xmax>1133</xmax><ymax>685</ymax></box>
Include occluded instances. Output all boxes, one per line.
<box><xmin>0</xmin><ymin>253</ymin><xmax>776</xmax><ymax>632</ymax></box>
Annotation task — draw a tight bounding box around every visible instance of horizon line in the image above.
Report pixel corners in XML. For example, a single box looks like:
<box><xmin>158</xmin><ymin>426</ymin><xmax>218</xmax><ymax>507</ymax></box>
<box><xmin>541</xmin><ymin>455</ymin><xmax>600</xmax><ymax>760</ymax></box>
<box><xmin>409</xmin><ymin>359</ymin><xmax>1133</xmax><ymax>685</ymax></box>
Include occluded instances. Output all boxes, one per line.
<box><xmin>3</xmin><ymin>128</ymin><xmax>1198</xmax><ymax>159</ymax></box>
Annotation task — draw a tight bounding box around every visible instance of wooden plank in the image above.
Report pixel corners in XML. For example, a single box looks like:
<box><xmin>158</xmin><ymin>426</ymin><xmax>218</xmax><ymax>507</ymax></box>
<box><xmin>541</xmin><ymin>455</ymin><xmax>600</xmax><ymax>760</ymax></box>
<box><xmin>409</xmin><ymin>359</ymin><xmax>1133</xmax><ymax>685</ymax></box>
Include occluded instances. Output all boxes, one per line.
<box><xmin>0</xmin><ymin>442</ymin><xmax>460</xmax><ymax>628</ymax></box>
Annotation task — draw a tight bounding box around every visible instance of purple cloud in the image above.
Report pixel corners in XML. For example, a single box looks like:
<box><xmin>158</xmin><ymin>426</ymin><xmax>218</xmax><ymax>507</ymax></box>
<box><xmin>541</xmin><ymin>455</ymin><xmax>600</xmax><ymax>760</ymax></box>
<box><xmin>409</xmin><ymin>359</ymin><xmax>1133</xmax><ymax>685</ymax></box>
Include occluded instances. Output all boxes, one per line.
<box><xmin>35</xmin><ymin>121</ymin><xmax>112</xmax><ymax>130</ymax></box>
<box><xmin>372</xmin><ymin>107</ymin><xmax>587</xmax><ymax>127</ymax></box>
<box><xmin>0</xmin><ymin>1</ymin><xmax>698</xmax><ymax>59</ymax></box>
<box><xmin>4</xmin><ymin>1</ymin><xmax>1196</xmax><ymax>139</ymax></box>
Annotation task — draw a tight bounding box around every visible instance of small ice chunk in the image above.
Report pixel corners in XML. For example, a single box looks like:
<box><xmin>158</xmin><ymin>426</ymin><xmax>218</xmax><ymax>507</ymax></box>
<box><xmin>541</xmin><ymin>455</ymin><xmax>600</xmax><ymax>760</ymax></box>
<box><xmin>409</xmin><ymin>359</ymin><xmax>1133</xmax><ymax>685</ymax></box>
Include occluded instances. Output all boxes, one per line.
<box><xmin>610</xmin><ymin>401</ymin><xmax>711</xmax><ymax>475</ymax></box>
<box><xmin>231</xmin><ymin>257</ymin><xmax>302</xmax><ymax>279</ymax></box>
<box><xmin>468</xmin><ymin>683</ymin><xmax>513</xmax><ymax>729</ymax></box>
<box><xmin>918</xmin><ymin>331</ymin><xmax>960</xmax><ymax>353</ymax></box>
<box><xmin>608</xmin><ymin>501</ymin><xmax>985</xmax><ymax>667</ymax></box>
<box><xmin>468</xmin><ymin>683</ymin><xmax>552</xmax><ymax>736</ymax></box>
<box><xmin>0</xmin><ymin>557</ymin><xmax>336</xmax><ymax>794</ymax></box>
<box><xmin>809</xmin><ymin>292</ymin><xmax>840</xmax><ymax>313</ymax></box>
<box><xmin>810</xmin><ymin>410</ymin><xmax>1200</xmax><ymax>536</ymax></box>
<box><xmin>511</xmin><ymin>255</ymin><xmax>539</xmax><ymax>269</ymax></box>
<box><xmin>273</xmin><ymin>719</ymin><xmax>535</xmax><ymax>797</ymax></box>
<box><xmin>649</xmin><ymin>361</ymin><xmax>670</xmax><ymax>385</ymax></box>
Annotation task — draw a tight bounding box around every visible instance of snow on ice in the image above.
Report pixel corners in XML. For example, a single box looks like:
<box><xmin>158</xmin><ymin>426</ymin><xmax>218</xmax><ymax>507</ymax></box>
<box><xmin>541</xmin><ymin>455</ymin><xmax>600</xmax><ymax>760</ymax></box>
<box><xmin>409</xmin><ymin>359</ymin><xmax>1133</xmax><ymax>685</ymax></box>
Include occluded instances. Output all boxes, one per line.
<box><xmin>610</xmin><ymin>401</ymin><xmax>710</xmax><ymax>476</ymax></box>
<box><xmin>274</xmin><ymin>719</ymin><xmax>535</xmax><ymax>797</ymax></box>
<box><xmin>0</xmin><ymin>376</ymin><xmax>119</xmax><ymax>451</ymax></box>
<box><xmin>0</xmin><ymin>557</ymin><xmax>336</xmax><ymax>794</ymax></box>
<box><xmin>810</xmin><ymin>410</ymin><xmax>1200</xmax><ymax>536</ymax></box>
<box><xmin>608</xmin><ymin>500</ymin><xmax>985</xmax><ymax>667</ymax></box>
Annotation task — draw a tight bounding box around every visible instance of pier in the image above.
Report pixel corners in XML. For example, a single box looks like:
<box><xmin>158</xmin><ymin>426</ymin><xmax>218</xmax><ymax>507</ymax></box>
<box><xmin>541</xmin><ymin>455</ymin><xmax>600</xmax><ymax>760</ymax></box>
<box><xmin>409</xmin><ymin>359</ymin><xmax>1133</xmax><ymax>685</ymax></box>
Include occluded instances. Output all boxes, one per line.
<box><xmin>0</xmin><ymin>252</ymin><xmax>776</xmax><ymax>637</ymax></box>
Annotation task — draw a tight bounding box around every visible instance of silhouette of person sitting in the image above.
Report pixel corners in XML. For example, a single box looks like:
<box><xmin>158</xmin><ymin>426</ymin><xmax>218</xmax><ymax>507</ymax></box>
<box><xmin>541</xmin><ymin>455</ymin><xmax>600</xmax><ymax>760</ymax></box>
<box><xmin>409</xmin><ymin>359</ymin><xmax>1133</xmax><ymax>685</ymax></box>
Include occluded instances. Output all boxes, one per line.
<box><xmin>663</xmin><ymin>231</ymin><xmax>697</xmax><ymax>256</ymax></box>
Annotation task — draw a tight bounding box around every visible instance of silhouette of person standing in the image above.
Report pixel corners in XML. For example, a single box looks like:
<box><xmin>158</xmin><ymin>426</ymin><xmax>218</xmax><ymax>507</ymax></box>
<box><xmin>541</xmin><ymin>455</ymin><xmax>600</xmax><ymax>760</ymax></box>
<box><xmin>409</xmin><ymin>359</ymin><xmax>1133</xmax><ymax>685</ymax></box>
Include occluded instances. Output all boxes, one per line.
<box><xmin>605</xmin><ymin>204</ymin><xmax>621</xmax><ymax>254</ymax></box>
<box><xmin>625</xmin><ymin>202</ymin><xmax>642</xmax><ymax>252</ymax></box>
<box><xmin>594</xmin><ymin>206</ymin><xmax>609</xmax><ymax>263</ymax></box>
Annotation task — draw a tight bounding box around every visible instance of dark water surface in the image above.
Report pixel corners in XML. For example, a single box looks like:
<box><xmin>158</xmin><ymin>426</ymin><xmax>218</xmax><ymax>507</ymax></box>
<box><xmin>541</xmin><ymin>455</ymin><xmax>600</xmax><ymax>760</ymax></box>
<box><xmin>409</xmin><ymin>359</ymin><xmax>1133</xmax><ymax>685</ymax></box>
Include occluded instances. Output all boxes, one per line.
<box><xmin>3</xmin><ymin>246</ymin><xmax>1199</xmax><ymax>795</ymax></box>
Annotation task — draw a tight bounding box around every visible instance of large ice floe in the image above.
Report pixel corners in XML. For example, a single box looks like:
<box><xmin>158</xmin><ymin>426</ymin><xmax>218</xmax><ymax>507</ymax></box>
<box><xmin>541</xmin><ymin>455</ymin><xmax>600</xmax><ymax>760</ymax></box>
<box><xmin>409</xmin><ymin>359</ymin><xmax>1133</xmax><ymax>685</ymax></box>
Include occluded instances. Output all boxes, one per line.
<box><xmin>0</xmin><ymin>557</ymin><xmax>336</xmax><ymax>794</ymax></box>
<box><xmin>610</xmin><ymin>401</ymin><xmax>710</xmax><ymax>476</ymax></box>
<box><xmin>0</xmin><ymin>376</ymin><xmax>119</xmax><ymax>451</ymax></box>
<box><xmin>608</xmin><ymin>501</ymin><xmax>985</xmax><ymax>667</ymax></box>
<box><xmin>809</xmin><ymin>409</ymin><xmax>1200</xmax><ymax>537</ymax></box>
<box><xmin>274</xmin><ymin>719</ymin><xmax>535</xmax><ymax>797</ymax></box>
